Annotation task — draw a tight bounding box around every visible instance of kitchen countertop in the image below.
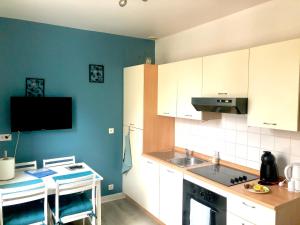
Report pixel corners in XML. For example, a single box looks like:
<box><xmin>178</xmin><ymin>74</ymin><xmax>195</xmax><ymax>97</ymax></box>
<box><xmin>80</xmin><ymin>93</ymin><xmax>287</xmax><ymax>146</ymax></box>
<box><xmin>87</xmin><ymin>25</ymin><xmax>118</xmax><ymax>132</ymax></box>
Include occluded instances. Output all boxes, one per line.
<box><xmin>144</xmin><ymin>151</ymin><xmax>300</xmax><ymax>210</ymax></box>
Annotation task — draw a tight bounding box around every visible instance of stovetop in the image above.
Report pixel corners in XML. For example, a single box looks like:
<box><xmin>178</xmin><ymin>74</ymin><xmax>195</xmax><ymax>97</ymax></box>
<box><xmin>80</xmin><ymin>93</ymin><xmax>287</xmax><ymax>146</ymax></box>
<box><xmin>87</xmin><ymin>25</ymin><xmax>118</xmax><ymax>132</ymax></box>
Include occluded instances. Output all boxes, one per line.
<box><xmin>188</xmin><ymin>164</ymin><xmax>259</xmax><ymax>187</ymax></box>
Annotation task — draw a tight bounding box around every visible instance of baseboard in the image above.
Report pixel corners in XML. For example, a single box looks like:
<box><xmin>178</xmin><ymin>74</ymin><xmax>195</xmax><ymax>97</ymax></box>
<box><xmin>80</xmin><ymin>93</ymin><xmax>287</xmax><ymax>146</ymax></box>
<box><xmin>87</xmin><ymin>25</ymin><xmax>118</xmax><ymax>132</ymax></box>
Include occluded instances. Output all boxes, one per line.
<box><xmin>101</xmin><ymin>192</ymin><xmax>126</xmax><ymax>203</ymax></box>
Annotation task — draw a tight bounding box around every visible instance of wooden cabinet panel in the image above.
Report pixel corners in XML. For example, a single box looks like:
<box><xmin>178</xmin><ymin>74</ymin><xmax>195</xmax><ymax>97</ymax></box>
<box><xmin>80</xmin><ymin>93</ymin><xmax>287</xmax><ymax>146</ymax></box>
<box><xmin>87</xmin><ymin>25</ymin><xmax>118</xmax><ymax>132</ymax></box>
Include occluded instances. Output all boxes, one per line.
<box><xmin>202</xmin><ymin>49</ymin><xmax>249</xmax><ymax>97</ymax></box>
<box><xmin>159</xmin><ymin>164</ymin><xmax>183</xmax><ymax>225</ymax></box>
<box><xmin>157</xmin><ymin>63</ymin><xmax>178</xmax><ymax>117</ymax></box>
<box><xmin>123</xmin><ymin>65</ymin><xmax>144</xmax><ymax>129</ymax></box>
<box><xmin>248</xmin><ymin>39</ymin><xmax>300</xmax><ymax>131</ymax></box>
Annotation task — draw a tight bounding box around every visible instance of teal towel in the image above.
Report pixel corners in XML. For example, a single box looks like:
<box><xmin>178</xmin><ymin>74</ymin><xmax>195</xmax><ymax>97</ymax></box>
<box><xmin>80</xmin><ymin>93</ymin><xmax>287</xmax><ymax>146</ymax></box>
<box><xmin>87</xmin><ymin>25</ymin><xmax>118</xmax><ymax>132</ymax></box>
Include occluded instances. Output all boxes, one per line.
<box><xmin>122</xmin><ymin>134</ymin><xmax>132</xmax><ymax>174</ymax></box>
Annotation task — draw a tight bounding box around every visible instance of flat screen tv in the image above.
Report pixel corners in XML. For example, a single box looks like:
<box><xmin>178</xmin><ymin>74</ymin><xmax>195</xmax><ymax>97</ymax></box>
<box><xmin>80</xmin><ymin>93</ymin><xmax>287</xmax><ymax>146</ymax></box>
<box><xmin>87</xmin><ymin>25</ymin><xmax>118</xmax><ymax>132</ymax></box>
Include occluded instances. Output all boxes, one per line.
<box><xmin>10</xmin><ymin>97</ymin><xmax>72</xmax><ymax>132</ymax></box>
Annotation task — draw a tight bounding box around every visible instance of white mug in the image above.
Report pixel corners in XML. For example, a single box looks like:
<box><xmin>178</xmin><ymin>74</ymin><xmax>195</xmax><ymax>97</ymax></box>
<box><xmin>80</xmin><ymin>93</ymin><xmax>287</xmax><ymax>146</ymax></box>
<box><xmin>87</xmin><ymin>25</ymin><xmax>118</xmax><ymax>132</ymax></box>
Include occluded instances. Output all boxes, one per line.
<box><xmin>294</xmin><ymin>179</ymin><xmax>300</xmax><ymax>192</ymax></box>
<box><xmin>288</xmin><ymin>180</ymin><xmax>295</xmax><ymax>192</ymax></box>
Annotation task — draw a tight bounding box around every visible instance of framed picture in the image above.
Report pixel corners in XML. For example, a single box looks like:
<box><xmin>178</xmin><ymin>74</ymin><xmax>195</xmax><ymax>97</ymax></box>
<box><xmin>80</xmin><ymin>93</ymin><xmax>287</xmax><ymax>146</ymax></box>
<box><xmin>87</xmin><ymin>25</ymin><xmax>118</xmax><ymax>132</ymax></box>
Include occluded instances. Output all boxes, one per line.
<box><xmin>89</xmin><ymin>64</ymin><xmax>104</xmax><ymax>83</ymax></box>
<box><xmin>26</xmin><ymin>78</ymin><xmax>45</xmax><ymax>97</ymax></box>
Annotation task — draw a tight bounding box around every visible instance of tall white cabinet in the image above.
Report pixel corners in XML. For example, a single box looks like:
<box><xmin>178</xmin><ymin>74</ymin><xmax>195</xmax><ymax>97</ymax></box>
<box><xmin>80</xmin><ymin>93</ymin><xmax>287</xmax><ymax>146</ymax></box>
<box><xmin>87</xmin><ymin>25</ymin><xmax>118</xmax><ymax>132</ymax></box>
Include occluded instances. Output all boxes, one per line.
<box><xmin>248</xmin><ymin>39</ymin><xmax>300</xmax><ymax>131</ymax></box>
<box><xmin>123</xmin><ymin>64</ymin><xmax>174</xmax><ymax>220</ymax></box>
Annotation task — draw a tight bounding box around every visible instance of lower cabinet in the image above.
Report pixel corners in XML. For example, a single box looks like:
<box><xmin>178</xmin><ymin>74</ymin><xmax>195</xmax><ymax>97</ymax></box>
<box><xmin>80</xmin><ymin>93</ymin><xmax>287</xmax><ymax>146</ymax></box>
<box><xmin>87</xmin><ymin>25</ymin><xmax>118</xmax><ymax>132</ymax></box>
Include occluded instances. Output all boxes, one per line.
<box><xmin>227</xmin><ymin>213</ymin><xmax>255</xmax><ymax>225</ymax></box>
<box><xmin>227</xmin><ymin>194</ymin><xmax>275</xmax><ymax>225</ymax></box>
<box><xmin>159</xmin><ymin>164</ymin><xmax>183</xmax><ymax>225</ymax></box>
<box><xmin>140</xmin><ymin>157</ymin><xmax>160</xmax><ymax>218</ymax></box>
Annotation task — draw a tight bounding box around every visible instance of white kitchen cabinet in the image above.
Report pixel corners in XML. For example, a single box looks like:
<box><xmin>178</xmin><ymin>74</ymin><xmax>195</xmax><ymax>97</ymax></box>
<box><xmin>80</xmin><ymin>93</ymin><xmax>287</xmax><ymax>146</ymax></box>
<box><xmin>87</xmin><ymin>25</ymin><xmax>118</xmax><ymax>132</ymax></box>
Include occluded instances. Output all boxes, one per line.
<box><xmin>159</xmin><ymin>164</ymin><xmax>183</xmax><ymax>225</ymax></box>
<box><xmin>227</xmin><ymin>194</ymin><xmax>275</xmax><ymax>225</ymax></box>
<box><xmin>248</xmin><ymin>39</ymin><xmax>300</xmax><ymax>131</ymax></box>
<box><xmin>227</xmin><ymin>212</ymin><xmax>255</xmax><ymax>225</ymax></box>
<box><xmin>157</xmin><ymin>63</ymin><xmax>178</xmax><ymax>117</ymax></box>
<box><xmin>123</xmin><ymin>65</ymin><xmax>144</xmax><ymax>129</ymax></box>
<box><xmin>140</xmin><ymin>157</ymin><xmax>160</xmax><ymax>218</ymax></box>
<box><xmin>202</xmin><ymin>49</ymin><xmax>249</xmax><ymax>97</ymax></box>
<box><xmin>122</xmin><ymin>126</ymin><xmax>144</xmax><ymax>206</ymax></box>
<box><xmin>176</xmin><ymin>58</ymin><xmax>204</xmax><ymax>120</ymax></box>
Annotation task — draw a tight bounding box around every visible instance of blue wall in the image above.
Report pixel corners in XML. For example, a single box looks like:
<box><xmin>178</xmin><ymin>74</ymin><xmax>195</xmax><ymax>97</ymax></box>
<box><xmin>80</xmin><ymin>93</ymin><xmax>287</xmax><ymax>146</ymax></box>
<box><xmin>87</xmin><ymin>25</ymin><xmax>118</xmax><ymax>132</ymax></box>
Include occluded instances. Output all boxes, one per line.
<box><xmin>0</xmin><ymin>17</ymin><xmax>155</xmax><ymax>195</ymax></box>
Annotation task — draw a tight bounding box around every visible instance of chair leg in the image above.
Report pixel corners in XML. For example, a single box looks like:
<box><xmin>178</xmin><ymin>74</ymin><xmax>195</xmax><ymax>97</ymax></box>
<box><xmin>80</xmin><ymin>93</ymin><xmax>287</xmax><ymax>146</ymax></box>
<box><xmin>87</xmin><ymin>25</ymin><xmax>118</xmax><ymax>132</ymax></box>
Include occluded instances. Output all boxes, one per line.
<box><xmin>82</xmin><ymin>218</ymin><xmax>85</xmax><ymax>225</ymax></box>
<box><xmin>0</xmin><ymin>204</ymin><xmax>3</xmax><ymax>225</ymax></box>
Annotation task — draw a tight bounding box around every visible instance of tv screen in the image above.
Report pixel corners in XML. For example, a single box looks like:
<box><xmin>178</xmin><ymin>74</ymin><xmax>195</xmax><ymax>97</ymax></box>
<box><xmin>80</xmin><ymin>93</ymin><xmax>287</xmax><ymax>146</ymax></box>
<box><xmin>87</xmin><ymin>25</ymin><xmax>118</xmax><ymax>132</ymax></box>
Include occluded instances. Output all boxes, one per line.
<box><xmin>10</xmin><ymin>97</ymin><xmax>72</xmax><ymax>132</ymax></box>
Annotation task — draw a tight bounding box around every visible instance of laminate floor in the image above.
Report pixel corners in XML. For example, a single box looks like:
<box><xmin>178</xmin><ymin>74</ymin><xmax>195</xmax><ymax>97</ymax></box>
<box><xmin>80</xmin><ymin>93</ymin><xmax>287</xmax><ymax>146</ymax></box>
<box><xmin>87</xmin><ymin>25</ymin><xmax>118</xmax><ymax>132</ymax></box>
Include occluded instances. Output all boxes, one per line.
<box><xmin>70</xmin><ymin>198</ymin><xmax>160</xmax><ymax>225</ymax></box>
<box><xmin>101</xmin><ymin>198</ymin><xmax>160</xmax><ymax>225</ymax></box>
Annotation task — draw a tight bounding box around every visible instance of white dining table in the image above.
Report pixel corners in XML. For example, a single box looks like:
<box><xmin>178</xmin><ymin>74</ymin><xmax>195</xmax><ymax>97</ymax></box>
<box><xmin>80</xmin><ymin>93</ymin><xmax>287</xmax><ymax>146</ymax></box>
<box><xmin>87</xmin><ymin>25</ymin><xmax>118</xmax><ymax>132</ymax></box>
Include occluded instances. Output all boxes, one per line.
<box><xmin>0</xmin><ymin>162</ymin><xmax>104</xmax><ymax>225</ymax></box>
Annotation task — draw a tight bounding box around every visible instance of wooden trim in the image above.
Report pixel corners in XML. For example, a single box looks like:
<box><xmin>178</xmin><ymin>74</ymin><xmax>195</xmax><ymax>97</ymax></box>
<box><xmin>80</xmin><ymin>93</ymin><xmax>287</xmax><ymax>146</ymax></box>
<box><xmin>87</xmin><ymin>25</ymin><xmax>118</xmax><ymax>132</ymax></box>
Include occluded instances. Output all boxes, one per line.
<box><xmin>143</xmin><ymin>64</ymin><xmax>175</xmax><ymax>153</ymax></box>
<box><xmin>125</xmin><ymin>194</ymin><xmax>165</xmax><ymax>225</ymax></box>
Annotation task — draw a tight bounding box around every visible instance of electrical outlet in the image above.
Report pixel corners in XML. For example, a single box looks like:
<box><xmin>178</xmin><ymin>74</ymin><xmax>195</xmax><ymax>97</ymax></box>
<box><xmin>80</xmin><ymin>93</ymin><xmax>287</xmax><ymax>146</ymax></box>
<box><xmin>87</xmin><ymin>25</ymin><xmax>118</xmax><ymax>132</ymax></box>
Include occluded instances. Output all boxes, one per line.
<box><xmin>108</xmin><ymin>128</ymin><xmax>114</xmax><ymax>134</ymax></box>
<box><xmin>0</xmin><ymin>134</ymin><xmax>12</xmax><ymax>142</ymax></box>
<box><xmin>108</xmin><ymin>184</ymin><xmax>114</xmax><ymax>191</ymax></box>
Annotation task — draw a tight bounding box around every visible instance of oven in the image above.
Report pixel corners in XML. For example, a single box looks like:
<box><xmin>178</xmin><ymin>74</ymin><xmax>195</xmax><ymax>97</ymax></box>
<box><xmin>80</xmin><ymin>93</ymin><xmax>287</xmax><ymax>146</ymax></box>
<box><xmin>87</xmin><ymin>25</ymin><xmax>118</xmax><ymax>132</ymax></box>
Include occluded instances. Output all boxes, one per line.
<box><xmin>183</xmin><ymin>179</ymin><xmax>227</xmax><ymax>225</ymax></box>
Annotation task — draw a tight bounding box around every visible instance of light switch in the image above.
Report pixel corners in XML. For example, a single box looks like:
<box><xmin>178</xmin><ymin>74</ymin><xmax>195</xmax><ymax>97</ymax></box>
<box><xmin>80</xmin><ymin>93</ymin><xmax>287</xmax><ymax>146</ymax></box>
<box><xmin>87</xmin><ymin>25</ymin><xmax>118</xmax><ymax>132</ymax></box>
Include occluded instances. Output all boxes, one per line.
<box><xmin>108</xmin><ymin>128</ymin><xmax>114</xmax><ymax>134</ymax></box>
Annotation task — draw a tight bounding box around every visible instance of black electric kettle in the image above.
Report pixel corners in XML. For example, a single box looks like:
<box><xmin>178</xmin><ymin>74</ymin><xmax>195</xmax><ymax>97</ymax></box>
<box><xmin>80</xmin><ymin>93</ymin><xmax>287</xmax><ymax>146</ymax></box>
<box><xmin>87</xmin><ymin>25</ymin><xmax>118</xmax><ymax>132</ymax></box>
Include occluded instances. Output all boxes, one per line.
<box><xmin>259</xmin><ymin>151</ymin><xmax>279</xmax><ymax>185</ymax></box>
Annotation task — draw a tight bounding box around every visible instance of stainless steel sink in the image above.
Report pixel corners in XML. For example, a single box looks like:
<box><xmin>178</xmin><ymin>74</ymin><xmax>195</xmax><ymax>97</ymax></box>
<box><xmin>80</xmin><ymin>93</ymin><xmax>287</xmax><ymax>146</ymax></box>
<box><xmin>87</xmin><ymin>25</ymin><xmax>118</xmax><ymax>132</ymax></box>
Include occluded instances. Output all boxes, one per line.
<box><xmin>168</xmin><ymin>157</ymin><xmax>206</xmax><ymax>168</ymax></box>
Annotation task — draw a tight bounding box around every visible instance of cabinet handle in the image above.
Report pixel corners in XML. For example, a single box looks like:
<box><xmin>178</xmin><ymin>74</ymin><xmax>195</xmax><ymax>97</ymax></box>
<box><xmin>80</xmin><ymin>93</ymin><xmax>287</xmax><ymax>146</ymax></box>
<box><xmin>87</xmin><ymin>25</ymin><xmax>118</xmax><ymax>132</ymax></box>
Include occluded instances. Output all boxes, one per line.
<box><xmin>163</xmin><ymin>112</ymin><xmax>170</xmax><ymax>115</ymax></box>
<box><xmin>242</xmin><ymin>202</ymin><xmax>256</xmax><ymax>209</ymax></box>
<box><xmin>146</xmin><ymin>160</ymin><xmax>153</xmax><ymax>165</ymax></box>
<box><xmin>184</xmin><ymin>114</ymin><xmax>192</xmax><ymax>117</ymax></box>
<box><xmin>130</xmin><ymin>123</ymin><xmax>135</xmax><ymax>126</ymax></box>
<box><xmin>263</xmin><ymin>122</ymin><xmax>277</xmax><ymax>126</ymax></box>
<box><xmin>218</xmin><ymin>92</ymin><xmax>228</xmax><ymax>95</ymax></box>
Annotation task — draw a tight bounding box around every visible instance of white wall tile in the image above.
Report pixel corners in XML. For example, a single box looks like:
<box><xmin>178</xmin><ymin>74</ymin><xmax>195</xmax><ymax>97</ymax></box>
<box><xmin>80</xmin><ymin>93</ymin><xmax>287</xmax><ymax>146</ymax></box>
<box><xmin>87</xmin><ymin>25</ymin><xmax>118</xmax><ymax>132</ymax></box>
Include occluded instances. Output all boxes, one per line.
<box><xmin>236</xmin><ymin>144</ymin><xmax>248</xmax><ymax>159</ymax></box>
<box><xmin>247</xmin><ymin>126</ymin><xmax>260</xmax><ymax>134</ymax></box>
<box><xmin>290</xmin><ymin>155</ymin><xmax>300</xmax><ymax>163</ymax></box>
<box><xmin>175</xmin><ymin>116</ymin><xmax>300</xmax><ymax>171</ymax></box>
<box><xmin>274</xmin><ymin>136</ymin><xmax>291</xmax><ymax>154</ymax></box>
<box><xmin>225</xmin><ymin>142</ymin><xmax>236</xmax><ymax>156</ymax></box>
<box><xmin>261</xmin><ymin>134</ymin><xmax>274</xmax><ymax>151</ymax></box>
<box><xmin>236</xmin><ymin>131</ymin><xmax>247</xmax><ymax>145</ymax></box>
<box><xmin>272</xmin><ymin>151</ymin><xmax>290</xmax><ymax>176</ymax></box>
<box><xmin>247</xmin><ymin>147</ymin><xmax>261</xmax><ymax>162</ymax></box>
<box><xmin>291</xmin><ymin>137</ymin><xmax>300</xmax><ymax>157</ymax></box>
<box><xmin>224</xmin><ymin>129</ymin><xmax>236</xmax><ymax>143</ymax></box>
<box><xmin>247</xmin><ymin>160</ymin><xmax>260</xmax><ymax>170</ymax></box>
<box><xmin>247</xmin><ymin>133</ymin><xmax>260</xmax><ymax>147</ymax></box>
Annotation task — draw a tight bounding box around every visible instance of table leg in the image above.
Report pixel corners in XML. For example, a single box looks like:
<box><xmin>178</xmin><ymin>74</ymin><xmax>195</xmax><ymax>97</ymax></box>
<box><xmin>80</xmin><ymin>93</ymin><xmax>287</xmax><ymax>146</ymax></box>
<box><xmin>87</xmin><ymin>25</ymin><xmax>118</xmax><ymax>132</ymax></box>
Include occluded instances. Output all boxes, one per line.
<box><xmin>96</xmin><ymin>181</ymin><xmax>101</xmax><ymax>225</ymax></box>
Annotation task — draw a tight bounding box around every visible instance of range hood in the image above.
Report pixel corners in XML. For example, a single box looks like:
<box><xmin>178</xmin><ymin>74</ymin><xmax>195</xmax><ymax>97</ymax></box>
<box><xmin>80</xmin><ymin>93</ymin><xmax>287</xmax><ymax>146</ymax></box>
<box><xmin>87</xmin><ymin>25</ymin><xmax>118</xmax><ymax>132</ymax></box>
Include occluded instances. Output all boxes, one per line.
<box><xmin>191</xmin><ymin>97</ymin><xmax>248</xmax><ymax>114</ymax></box>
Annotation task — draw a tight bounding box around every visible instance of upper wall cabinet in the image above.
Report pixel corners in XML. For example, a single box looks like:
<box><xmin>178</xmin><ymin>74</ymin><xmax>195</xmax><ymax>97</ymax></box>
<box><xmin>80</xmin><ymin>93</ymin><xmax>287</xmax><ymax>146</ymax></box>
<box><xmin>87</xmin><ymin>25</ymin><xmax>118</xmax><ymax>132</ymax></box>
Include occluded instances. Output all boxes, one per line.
<box><xmin>202</xmin><ymin>49</ymin><xmax>249</xmax><ymax>97</ymax></box>
<box><xmin>124</xmin><ymin>65</ymin><xmax>144</xmax><ymax>129</ymax></box>
<box><xmin>248</xmin><ymin>39</ymin><xmax>300</xmax><ymax>131</ymax></box>
<box><xmin>157</xmin><ymin>63</ymin><xmax>178</xmax><ymax>117</ymax></box>
<box><xmin>176</xmin><ymin>58</ymin><xmax>204</xmax><ymax>120</ymax></box>
<box><xmin>158</xmin><ymin>58</ymin><xmax>217</xmax><ymax>120</ymax></box>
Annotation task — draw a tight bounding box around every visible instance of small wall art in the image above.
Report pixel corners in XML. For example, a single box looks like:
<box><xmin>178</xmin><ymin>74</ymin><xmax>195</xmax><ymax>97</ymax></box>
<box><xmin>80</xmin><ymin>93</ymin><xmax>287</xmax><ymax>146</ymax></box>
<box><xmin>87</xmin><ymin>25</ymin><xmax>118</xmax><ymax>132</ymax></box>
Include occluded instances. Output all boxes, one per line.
<box><xmin>89</xmin><ymin>64</ymin><xmax>104</xmax><ymax>83</ymax></box>
<box><xmin>26</xmin><ymin>78</ymin><xmax>45</xmax><ymax>97</ymax></box>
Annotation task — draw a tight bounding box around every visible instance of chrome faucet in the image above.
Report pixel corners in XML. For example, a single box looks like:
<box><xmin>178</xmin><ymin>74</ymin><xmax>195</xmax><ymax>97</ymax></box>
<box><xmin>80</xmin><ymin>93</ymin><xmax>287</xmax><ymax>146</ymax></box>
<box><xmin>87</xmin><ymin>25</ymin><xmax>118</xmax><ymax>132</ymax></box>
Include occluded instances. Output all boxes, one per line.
<box><xmin>185</xmin><ymin>149</ymin><xmax>193</xmax><ymax>159</ymax></box>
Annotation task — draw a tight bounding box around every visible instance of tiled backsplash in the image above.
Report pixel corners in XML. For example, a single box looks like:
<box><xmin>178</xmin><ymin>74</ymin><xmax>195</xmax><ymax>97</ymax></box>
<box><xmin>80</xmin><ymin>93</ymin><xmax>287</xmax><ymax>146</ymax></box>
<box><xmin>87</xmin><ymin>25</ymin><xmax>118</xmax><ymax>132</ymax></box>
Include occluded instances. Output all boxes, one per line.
<box><xmin>175</xmin><ymin>114</ymin><xmax>300</xmax><ymax>176</ymax></box>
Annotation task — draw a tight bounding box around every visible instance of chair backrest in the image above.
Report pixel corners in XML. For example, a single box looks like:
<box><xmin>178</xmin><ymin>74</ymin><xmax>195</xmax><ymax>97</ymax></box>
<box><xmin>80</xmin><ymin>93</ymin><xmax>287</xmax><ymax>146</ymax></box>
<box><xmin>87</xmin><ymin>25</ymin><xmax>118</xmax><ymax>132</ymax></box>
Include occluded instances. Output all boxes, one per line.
<box><xmin>0</xmin><ymin>179</ymin><xmax>47</xmax><ymax>225</ymax></box>
<box><xmin>15</xmin><ymin>161</ymin><xmax>37</xmax><ymax>172</ymax></box>
<box><xmin>52</xmin><ymin>171</ymin><xmax>97</xmax><ymax>222</ymax></box>
<box><xmin>43</xmin><ymin>156</ymin><xmax>75</xmax><ymax>168</ymax></box>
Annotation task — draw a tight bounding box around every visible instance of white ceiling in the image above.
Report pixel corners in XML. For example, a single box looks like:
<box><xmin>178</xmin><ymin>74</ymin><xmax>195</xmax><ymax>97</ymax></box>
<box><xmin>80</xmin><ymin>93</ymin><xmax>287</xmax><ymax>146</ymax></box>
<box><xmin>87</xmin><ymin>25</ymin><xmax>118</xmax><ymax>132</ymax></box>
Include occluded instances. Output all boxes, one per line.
<box><xmin>0</xmin><ymin>0</ymin><xmax>271</xmax><ymax>39</ymax></box>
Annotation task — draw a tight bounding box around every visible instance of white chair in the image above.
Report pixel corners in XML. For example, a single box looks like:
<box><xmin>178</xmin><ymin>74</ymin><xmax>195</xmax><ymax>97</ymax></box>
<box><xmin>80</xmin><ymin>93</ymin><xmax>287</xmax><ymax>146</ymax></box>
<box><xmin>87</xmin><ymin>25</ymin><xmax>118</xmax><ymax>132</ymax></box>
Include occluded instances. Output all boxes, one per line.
<box><xmin>49</xmin><ymin>171</ymin><xmax>97</xmax><ymax>225</ymax></box>
<box><xmin>0</xmin><ymin>179</ymin><xmax>47</xmax><ymax>225</ymax></box>
<box><xmin>15</xmin><ymin>161</ymin><xmax>37</xmax><ymax>172</ymax></box>
<box><xmin>43</xmin><ymin>156</ymin><xmax>75</xmax><ymax>168</ymax></box>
